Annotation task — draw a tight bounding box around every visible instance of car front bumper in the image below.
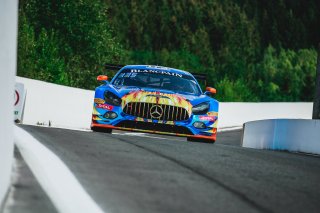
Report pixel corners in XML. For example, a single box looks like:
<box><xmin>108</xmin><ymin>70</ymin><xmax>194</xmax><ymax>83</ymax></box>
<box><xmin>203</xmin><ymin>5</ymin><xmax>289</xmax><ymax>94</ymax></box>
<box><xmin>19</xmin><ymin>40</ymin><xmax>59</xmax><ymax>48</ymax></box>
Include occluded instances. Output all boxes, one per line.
<box><xmin>92</xmin><ymin>104</ymin><xmax>218</xmax><ymax>141</ymax></box>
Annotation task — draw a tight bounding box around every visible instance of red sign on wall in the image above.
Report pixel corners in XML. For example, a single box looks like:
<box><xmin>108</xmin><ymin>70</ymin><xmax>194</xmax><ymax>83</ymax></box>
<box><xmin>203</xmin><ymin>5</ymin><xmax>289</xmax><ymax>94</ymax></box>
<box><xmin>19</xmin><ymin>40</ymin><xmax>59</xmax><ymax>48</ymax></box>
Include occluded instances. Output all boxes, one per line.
<box><xmin>14</xmin><ymin>83</ymin><xmax>26</xmax><ymax>122</ymax></box>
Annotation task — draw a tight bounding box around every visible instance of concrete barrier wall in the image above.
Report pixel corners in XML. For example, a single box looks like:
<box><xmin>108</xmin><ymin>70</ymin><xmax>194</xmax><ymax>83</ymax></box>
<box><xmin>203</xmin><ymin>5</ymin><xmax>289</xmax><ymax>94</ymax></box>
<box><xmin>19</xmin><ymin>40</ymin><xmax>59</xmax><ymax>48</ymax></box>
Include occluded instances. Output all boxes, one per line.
<box><xmin>242</xmin><ymin>119</ymin><xmax>320</xmax><ymax>155</ymax></box>
<box><xmin>16</xmin><ymin>77</ymin><xmax>313</xmax><ymax>130</ymax></box>
<box><xmin>16</xmin><ymin>77</ymin><xmax>94</xmax><ymax>130</ymax></box>
<box><xmin>219</xmin><ymin>102</ymin><xmax>312</xmax><ymax>127</ymax></box>
<box><xmin>0</xmin><ymin>0</ymin><xmax>18</xmax><ymax>207</ymax></box>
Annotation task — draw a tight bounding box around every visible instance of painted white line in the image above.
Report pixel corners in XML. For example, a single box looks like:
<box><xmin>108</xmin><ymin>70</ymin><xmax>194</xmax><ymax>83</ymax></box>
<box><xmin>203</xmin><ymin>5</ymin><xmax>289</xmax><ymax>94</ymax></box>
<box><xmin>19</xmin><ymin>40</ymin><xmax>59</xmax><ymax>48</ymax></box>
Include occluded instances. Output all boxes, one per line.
<box><xmin>121</xmin><ymin>132</ymin><xmax>146</xmax><ymax>136</ymax></box>
<box><xmin>21</xmin><ymin>124</ymin><xmax>92</xmax><ymax>132</ymax></box>
<box><xmin>218</xmin><ymin>126</ymin><xmax>242</xmax><ymax>132</ymax></box>
<box><xmin>112</xmin><ymin>132</ymin><xmax>171</xmax><ymax>140</ymax></box>
<box><xmin>14</xmin><ymin>126</ymin><xmax>105</xmax><ymax>213</ymax></box>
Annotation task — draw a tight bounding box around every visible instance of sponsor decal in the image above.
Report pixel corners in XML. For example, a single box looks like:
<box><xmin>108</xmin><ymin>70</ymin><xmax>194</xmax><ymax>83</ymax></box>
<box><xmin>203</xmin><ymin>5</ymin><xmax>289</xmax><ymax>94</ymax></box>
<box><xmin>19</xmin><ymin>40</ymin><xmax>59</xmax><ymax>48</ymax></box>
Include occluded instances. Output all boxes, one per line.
<box><xmin>130</xmin><ymin>69</ymin><xmax>183</xmax><ymax>78</ymax></box>
<box><xmin>96</xmin><ymin>103</ymin><xmax>113</xmax><ymax>110</ymax></box>
<box><xmin>199</xmin><ymin>116</ymin><xmax>216</xmax><ymax>121</ymax></box>
<box><xmin>94</xmin><ymin>98</ymin><xmax>105</xmax><ymax>104</ymax></box>
<box><xmin>146</xmin><ymin>65</ymin><xmax>170</xmax><ymax>70</ymax></box>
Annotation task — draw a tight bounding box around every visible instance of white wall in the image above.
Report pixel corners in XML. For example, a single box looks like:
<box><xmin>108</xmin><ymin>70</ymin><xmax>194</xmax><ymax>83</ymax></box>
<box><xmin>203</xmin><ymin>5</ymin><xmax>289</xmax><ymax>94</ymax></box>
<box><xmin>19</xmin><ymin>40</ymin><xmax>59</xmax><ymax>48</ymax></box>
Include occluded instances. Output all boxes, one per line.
<box><xmin>0</xmin><ymin>0</ymin><xmax>18</xmax><ymax>207</ymax></box>
<box><xmin>242</xmin><ymin>119</ymin><xmax>320</xmax><ymax>155</ymax></box>
<box><xmin>16</xmin><ymin>77</ymin><xmax>313</xmax><ymax>130</ymax></box>
<box><xmin>219</xmin><ymin>102</ymin><xmax>312</xmax><ymax>128</ymax></box>
<box><xmin>16</xmin><ymin>77</ymin><xmax>94</xmax><ymax>130</ymax></box>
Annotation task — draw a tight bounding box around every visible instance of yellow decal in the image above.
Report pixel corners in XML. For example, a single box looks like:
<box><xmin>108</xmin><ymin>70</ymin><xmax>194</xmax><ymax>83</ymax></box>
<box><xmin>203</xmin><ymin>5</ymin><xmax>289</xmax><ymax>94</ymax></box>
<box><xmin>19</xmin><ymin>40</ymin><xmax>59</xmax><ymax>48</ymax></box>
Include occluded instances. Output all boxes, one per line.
<box><xmin>207</xmin><ymin>111</ymin><xmax>218</xmax><ymax>116</ymax></box>
<box><xmin>92</xmin><ymin>115</ymin><xmax>102</xmax><ymax>121</ymax></box>
<box><xmin>213</xmin><ymin>120</ymin><xmax>218</xmax><ymax>128</ymax></box>
<box><xmin>94</xmin><ymin>98</ymin><xmax>105</xmax><ymax>104</ymax></box>
<box><xmin>92</xmin><ymin>106</ymin><xmax>100</xmax><ymax>115</ymax></box>
<box><xmin>122</xmin><ymin>91</ymin><xmax>192</xmax><ymax>115</ymax></box>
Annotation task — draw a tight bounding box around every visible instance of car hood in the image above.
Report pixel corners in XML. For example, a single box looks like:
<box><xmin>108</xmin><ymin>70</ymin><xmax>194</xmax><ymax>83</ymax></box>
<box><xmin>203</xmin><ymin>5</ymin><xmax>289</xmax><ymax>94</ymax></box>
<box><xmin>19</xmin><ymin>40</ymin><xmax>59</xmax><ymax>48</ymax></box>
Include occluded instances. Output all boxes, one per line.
<box><xmin>108</xmin><ymin>85</ymin><xmax>211</xmax><ymax>107</ymax></box>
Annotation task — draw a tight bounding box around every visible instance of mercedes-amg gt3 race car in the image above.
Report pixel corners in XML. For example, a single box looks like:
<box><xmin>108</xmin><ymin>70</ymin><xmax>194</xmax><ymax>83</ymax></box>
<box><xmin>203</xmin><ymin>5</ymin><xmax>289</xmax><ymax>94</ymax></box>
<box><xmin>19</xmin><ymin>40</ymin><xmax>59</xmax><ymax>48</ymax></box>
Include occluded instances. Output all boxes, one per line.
<box><xmin>91</xmin><ymin>65</ymin><xmax>219</xmax><ymax>143</ymax></box>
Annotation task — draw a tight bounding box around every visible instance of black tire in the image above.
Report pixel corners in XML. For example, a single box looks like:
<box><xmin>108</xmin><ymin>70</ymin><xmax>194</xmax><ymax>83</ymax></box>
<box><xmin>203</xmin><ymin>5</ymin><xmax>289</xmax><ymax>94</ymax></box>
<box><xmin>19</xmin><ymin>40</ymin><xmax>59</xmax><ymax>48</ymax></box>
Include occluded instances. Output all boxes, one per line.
<box><xmin>187</xmin><ymin>137</ymin><xmax>215</xmax><ymax>144</ymax></box>
<box><xmin>91</xmin><ymin>126</ymin><xmax>112</xmax><ymax>134</ymax></box>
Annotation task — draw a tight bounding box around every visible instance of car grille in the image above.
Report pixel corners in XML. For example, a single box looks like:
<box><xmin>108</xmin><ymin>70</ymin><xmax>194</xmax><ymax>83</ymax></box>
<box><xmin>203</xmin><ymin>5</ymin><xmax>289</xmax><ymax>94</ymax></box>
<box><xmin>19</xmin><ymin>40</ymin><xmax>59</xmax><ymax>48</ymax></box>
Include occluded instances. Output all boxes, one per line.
<box><xmin>116</xmin><ymin>120</ymin><xmax>193</xmax><ymax>135</ymax></box>
<box><xmin>123</xmin><ymin>102</ymin><xmax>189</xmax><ymax>121</ymax></box>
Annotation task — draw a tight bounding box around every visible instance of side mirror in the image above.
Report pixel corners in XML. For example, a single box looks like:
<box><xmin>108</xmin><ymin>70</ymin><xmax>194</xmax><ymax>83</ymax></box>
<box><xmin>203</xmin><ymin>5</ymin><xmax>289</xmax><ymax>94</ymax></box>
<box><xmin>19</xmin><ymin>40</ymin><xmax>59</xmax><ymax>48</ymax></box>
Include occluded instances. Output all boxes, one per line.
<box><xmin>97</xmin><ymin>75</ymin><xmax>109</xmax><ymax>84</ymax></box>
<box><xmin>205</xmin><ymin>87</ymin><xmax>216</xmax><ymax>95</ymax></box>
<box><xmin>97</xmin><ymin>75</ymin><xmax>108</xmax><ymax>81</ymax></box>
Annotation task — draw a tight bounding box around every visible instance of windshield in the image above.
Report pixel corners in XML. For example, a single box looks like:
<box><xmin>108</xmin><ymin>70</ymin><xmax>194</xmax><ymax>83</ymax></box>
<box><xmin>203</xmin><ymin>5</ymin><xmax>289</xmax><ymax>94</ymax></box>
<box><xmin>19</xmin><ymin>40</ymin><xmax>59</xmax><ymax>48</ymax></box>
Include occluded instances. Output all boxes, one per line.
<box><xmin>112</xmin><ymin>68</ymin><xmax>201</xmax><ymax>95</ymax></box>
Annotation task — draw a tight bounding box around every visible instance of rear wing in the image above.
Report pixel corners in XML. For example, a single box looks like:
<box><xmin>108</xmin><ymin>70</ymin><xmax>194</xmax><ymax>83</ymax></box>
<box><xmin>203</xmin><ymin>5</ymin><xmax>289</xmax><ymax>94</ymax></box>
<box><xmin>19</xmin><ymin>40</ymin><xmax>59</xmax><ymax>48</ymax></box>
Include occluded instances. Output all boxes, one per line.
<box><xmin>104</xmin><ymin>63</ymin><xmax>124</xmax><ymax>71</ymax></box>
<box><xmin>104</xmin><ymin>64</ymin><xmax>125</xmax><ymax>80</ymax></box>
<box><xmin>191</xmin><ymin>73</ymin><xmax>207</xmax><ymax>87</ymax></box>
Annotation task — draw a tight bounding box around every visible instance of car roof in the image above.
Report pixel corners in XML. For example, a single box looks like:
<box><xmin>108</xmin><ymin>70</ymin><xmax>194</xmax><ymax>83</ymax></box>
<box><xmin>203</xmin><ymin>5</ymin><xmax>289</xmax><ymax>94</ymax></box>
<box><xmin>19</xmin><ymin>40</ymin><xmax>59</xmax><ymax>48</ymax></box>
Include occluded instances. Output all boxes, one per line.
<box><xmin>121</xmin><ymin>65</ymin><xmax>193</xmax><ymax>77</ymax></box>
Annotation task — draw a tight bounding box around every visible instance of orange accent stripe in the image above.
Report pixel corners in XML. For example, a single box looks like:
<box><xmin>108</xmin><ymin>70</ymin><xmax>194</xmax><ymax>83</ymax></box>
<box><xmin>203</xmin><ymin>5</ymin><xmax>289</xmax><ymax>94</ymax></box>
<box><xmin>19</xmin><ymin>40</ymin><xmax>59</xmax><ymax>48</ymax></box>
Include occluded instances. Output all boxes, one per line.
<box><xmin>91</xmin><ymin>123</ymin><xmax>116</xmax><ymax>129</ymax></box>
<box><xmin>188</xmin><ymin>134</ymin><xmax>216</xmax><ymax>141</ymax></box>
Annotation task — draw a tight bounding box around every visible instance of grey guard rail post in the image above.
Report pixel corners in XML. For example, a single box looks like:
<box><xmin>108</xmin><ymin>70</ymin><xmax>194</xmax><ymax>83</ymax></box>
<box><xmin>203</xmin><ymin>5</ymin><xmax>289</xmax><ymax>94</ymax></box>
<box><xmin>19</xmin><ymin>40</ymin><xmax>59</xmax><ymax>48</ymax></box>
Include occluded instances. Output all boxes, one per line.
<box><xmin>313</xmin><ymin>43</ymin><xmax>320</xmax><ymax>119</ymax></box>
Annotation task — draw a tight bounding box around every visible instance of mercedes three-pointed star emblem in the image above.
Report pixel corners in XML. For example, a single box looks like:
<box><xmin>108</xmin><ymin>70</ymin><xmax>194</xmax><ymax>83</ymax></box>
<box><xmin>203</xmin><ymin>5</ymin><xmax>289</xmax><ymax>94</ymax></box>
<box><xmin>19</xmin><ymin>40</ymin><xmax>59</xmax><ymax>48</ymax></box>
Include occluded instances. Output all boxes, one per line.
<box><xmin>150</xmin><ymin>105</ymin><xmax>163</xmax><ymax>119</ymax></box>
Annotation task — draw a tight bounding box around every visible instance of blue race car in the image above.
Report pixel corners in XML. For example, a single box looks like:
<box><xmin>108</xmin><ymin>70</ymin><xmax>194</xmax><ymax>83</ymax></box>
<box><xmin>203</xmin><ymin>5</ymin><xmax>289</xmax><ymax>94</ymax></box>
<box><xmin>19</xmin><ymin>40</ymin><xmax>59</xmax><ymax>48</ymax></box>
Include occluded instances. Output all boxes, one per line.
<box><xmin>91</xmin><ymin>65</ymin><xmax>219</xmax><ymax>143</ymax></box>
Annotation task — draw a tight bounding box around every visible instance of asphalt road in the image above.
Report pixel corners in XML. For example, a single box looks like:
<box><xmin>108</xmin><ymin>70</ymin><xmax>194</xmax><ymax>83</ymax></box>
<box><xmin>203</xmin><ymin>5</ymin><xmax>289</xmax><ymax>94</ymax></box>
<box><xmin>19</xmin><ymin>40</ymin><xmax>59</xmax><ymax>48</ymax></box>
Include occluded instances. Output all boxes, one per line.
<box><xmin>18</xmin><ymin>125</ymin><xmax>320</xmax><ymax>213</ymax></box>
<box><xmin>3</xmin><ymin>149</ymin><xmax>57</xmax><ymax>213</ymax></box>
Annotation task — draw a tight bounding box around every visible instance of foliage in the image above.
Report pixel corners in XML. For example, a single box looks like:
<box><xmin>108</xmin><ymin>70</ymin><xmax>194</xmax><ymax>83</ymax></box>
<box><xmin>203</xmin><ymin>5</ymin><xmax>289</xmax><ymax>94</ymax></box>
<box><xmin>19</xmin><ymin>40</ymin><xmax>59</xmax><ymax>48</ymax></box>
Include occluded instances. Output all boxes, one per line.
<box><xmin>18</xmin><ymin>14</ymin><xmax>67</xmax><ymax>84</ymax></box>
<box><xmin>255</xmin><ymin>46</ymin><xmax>317</xmax><ymax>101</ymax></box>
<box><xmin>215</xmin><ymin>78</ymin><xmax>259</xmax><ymax>102</ymax></box>
<box><xmin>17</xmin><ymin>0</ymin><xmax>319</xmax><ymax>101</ymax></box>
<box><xmin>18</xmin><ymin>0</ymin><xmax>126</xmax><ymax>89</ymax></box>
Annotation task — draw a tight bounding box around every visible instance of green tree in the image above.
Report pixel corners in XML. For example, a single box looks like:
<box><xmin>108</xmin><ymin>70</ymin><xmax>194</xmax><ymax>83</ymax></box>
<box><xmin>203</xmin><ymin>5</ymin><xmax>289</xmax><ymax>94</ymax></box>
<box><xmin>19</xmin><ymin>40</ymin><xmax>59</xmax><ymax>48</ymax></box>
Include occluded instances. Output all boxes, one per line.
<box><xmin>18</xmin><ymin>14</ymin><xmax>67</xmax><ymax>85</ymax></box>
<box><xmin>255</xmin><ymin>46</ymin><xmax>317</xmax><ymax>101</ymax></box>
<box><xmin>17</xmin><ymin>0</ymin><xmax>320</xmax><ymax>101</ymax></box>
<box><xmin>19</xmin><ymin>0</ymin><xmax>126</xmax><ymax>89</ymax></box>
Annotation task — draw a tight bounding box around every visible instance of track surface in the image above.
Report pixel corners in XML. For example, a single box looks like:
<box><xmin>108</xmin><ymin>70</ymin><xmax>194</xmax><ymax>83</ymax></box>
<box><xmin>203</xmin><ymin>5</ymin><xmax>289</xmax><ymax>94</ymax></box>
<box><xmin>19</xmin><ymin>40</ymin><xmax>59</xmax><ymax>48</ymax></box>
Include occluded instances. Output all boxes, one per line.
<box><xmin>20</xmin><ymin>125</ymin><xmax>320</xmax><ymax>213</ymax></box>
<box><xmin>3</xmin><ymin>149</ymin><xmax>57</xmax><ymax>213</ymax></box>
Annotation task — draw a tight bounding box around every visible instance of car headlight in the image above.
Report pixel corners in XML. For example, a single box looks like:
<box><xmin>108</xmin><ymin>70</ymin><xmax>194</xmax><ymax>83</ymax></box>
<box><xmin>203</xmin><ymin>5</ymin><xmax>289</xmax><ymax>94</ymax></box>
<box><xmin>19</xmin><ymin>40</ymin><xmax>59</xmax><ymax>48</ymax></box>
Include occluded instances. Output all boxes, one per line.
<box><xmin>192</xmin><ymin>102</ymin><xmax>209</xmax><ymax>115</ymax></box>
<box><xmin>104</xmin><ymin>91</ymin><xmax>122</xmax><ymax>106</ymax></box>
